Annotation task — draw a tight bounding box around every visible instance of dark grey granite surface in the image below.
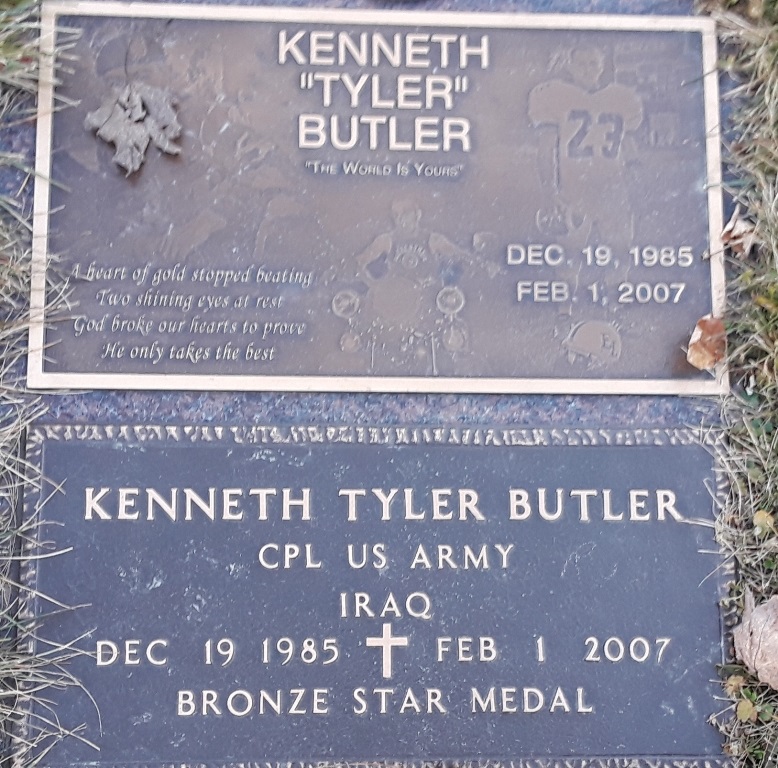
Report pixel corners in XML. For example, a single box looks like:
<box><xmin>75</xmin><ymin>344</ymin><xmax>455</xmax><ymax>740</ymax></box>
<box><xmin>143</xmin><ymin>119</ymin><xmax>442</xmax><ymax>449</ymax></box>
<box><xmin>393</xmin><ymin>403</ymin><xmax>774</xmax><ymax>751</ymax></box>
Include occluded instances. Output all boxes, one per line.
<box><xmin>39</xmin><ymin>390</ymin><xmax>717</xmax><ymax>429</ymax></box>
<box><xmin>23</xmin><ymin>424</ymin><xmax>727</xmax><ymax>765</ymax></box>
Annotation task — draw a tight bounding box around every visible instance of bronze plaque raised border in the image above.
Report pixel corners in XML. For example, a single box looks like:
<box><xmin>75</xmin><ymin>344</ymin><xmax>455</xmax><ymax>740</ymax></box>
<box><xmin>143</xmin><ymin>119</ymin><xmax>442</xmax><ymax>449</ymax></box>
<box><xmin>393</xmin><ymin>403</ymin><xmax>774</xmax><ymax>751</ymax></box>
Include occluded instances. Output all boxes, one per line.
<box><xmin>29</xmin><ymin>4</ymin><xmax>726</xmax><ymax>394</ymax></box>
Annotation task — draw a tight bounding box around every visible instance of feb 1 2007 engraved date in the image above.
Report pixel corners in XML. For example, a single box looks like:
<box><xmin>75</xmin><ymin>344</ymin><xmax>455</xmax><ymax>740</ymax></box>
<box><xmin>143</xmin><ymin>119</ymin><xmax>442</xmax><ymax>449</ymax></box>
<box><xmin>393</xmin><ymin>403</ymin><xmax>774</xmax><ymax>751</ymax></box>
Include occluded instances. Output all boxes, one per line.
<box><xmin>507</xmin><ymin>243</ymin><xmax>697</xmax><ymax>307</ymax></box>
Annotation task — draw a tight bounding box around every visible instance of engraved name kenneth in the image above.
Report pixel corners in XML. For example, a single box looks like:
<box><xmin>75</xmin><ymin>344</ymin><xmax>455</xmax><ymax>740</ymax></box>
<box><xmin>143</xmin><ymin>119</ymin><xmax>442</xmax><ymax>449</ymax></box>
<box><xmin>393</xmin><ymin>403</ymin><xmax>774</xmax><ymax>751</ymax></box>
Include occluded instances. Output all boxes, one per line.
<box><xmin>83</xmin><ymin>485</ymin><xmax>684</xmax><ymax>523</ymax></box>
<box><xmin>279</xmin><ymin>29</ymin><xmax>490</xmax><ymax>152</ymax></box>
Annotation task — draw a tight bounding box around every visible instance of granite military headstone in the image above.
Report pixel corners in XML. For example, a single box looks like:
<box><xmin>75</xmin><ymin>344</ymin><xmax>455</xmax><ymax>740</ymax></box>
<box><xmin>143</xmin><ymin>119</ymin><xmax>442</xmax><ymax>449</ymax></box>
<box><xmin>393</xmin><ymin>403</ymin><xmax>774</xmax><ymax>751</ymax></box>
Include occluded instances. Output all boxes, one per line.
<box><xmin>21</xmin><ymin>425</ymin><xmax>727</xmax><ymax>765</ymax></box>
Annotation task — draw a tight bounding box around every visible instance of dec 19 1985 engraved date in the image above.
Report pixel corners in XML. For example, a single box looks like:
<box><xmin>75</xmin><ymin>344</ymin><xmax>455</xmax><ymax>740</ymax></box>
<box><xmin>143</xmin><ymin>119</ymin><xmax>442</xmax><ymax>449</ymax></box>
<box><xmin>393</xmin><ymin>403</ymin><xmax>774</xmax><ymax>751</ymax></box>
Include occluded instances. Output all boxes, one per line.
<box><xmin>507</xmin><ymin>243</ymin><xmax>695</xmax><ymax>306</ymax></box>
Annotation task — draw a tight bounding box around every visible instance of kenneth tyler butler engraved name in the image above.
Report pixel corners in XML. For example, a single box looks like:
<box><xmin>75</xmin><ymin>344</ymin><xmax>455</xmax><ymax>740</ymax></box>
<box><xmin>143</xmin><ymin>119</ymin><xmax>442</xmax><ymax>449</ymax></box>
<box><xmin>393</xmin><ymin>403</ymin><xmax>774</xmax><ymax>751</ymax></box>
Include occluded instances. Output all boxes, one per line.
<box><xmin>83</xmin><ymin>485</ymin><xmax>684</xmax><ymax>522</ymax></box>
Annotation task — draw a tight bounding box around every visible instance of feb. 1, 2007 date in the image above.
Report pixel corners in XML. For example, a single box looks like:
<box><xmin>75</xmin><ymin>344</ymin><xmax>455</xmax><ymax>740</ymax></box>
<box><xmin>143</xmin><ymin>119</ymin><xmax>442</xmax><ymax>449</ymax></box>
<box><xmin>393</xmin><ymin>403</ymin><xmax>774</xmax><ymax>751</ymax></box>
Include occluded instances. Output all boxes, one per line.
<box><xmin>584</xmin><ymin>245</ymin><xmax>690</xmax><ymax>305</ymax></box>
<box><xmin>586</xmin><ymin>281</ymin><xmax>687</xmax><ymax>305</ymax></box>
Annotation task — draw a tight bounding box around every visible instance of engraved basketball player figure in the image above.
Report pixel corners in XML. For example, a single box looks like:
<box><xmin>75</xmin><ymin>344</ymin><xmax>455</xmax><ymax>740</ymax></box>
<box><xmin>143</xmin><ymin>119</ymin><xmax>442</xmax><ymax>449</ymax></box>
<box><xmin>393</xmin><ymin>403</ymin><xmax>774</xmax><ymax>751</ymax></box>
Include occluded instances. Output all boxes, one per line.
<box><xmin>330</xmin><ymin>200</ymin><xmax>473</xmax><ymax>375</ymax></box>
<box><xmin>528</xmin><ymin>45</ymin><xmax>644</xmax><ymax>246</ymax></box>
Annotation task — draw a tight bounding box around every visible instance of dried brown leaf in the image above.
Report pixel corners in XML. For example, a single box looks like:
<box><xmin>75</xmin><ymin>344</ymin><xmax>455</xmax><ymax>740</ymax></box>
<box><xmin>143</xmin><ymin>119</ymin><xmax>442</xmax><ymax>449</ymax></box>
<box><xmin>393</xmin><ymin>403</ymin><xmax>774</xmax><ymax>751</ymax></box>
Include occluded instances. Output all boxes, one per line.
<box><xmin>687</xmin><ymin>314</ymin><xmax>727</xmax><ymax>370</ymax></box>
<box><xmin>722</xmin><ymin>204</ymin><xmax>761</xmax><ymax>257</ymax></box>
<box><xmin>753</xmin><ymin>509</ymin><xmax>776</xmax><ymax>536</ymax></box>
<box><xmin>734</xmin><ymin>593</ymin><xmax>778</xmax><ymax>690</ymax></box>
<box><xmin>737</xmin><ymin>698</ymin><xmax>759</xmax><ymax>722</ymax></box>
<box><xmin>726</xmin><ymin>674</ymin><xmax>748</xmax><ymax>696</ymax></box>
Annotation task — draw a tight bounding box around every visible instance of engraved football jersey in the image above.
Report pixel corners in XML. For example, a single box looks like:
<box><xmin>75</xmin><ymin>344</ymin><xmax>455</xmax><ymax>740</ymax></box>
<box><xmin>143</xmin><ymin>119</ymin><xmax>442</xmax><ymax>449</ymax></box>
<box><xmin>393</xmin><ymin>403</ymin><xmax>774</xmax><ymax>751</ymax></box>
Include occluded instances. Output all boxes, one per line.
<box><xmin>528</xmin><ymin>76</ymin><xmax>643</xmax><ymax>244</ymax></box>
<box><xmin>528</xmin><ymin>79</ymin><xmax>643</xmax><ymax>191</ymax></box>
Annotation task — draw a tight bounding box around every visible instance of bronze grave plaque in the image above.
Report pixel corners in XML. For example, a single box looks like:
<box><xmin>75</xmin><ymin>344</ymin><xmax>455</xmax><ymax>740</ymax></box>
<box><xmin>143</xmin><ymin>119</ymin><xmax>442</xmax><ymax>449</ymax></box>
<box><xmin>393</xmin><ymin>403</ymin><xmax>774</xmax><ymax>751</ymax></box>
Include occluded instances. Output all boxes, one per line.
<box><xmin>29</xmin><ymin>4</ymin><xmax>725</xmax><ymax>394</ymax></box>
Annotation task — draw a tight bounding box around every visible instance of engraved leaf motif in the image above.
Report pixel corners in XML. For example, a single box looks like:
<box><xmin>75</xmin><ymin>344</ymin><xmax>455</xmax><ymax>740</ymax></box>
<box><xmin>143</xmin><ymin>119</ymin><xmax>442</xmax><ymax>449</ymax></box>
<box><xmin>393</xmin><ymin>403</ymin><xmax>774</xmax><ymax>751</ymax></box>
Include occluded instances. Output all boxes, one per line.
<box><xmin>84</xmin><ymin>82</ymin><xmax>182</xmax><ymax>175</ymax></box>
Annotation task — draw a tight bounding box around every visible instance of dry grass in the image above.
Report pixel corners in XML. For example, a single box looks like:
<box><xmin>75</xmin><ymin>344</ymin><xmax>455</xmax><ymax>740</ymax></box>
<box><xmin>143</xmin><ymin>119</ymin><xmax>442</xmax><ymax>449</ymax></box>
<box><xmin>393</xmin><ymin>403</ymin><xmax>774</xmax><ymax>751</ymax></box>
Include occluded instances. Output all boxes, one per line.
<box><xmin>0</xmin><ymin>1</ymin><xmax>90</xmax><ymax>764</ymax></box>
<box><xmin>698</xmin><ymin>0</ymin><xmax>778</xmax><ymax>765</ymax></box>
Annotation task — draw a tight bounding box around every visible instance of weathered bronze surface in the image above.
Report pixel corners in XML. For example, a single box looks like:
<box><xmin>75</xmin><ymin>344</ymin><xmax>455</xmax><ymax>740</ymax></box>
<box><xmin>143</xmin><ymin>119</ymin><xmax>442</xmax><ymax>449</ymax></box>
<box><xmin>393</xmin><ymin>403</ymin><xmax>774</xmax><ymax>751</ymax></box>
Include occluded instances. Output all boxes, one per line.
<box><xmin>29</xmin><ymin>5</ymin><xmax>724</xmax><ymax>393</ymax></box>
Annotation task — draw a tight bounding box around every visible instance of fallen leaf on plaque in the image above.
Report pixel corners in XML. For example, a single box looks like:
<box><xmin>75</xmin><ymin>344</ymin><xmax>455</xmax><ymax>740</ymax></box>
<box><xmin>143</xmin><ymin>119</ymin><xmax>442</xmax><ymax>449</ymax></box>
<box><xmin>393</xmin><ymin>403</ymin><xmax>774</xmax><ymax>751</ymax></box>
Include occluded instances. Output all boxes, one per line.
<box><xmin>686</xmin><ymin>314</ymin><xmax>726</xmax><ymax>370</ymax></box>
<box><xmin>85</xmin><ymin>82</ymin><xmax>181</xmax><ymax>175</ymax></box>
<box><xmin>734</xmin><ymin>592</ymin><xmax>778</xmax><ymax>691</ymax></box>
<box><xmin>722</xmin><ymin>204</ymin><xmax>761</xmax><ymax>257</ymax></box>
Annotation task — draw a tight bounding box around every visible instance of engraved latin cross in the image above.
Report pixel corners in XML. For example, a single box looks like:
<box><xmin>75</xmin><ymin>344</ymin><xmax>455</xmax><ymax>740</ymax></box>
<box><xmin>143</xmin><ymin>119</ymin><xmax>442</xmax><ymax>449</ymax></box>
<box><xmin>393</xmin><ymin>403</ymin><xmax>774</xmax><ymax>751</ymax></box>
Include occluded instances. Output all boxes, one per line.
<box><xmin>365</xmin><ymin>622</ymin><xmax>409</xmax><ymax>679</ymax></box>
